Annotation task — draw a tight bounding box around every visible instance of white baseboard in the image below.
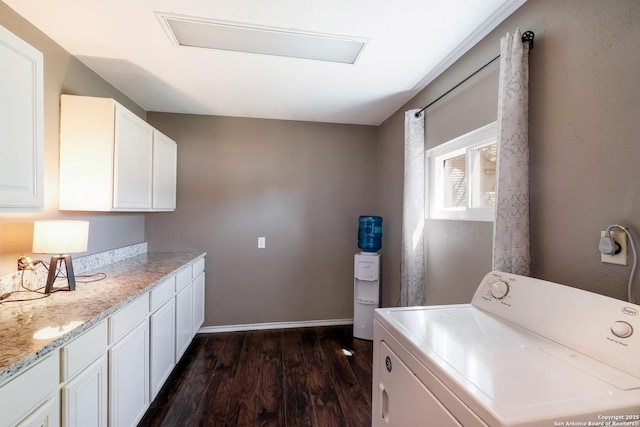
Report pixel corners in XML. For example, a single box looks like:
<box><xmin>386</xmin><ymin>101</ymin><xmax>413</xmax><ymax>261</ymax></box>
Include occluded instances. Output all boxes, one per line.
<box><xmin>198</xmin><ymin>318</ymin><xmax>353</xmax><ymax>334</ymax></box>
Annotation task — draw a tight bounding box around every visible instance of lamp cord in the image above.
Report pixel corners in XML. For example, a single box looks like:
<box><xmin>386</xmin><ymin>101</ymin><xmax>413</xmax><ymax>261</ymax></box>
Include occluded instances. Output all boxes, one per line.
<box><xmin>0</xmin><ymin>261</ymin><xmax>106</xmax><ymax>303</ymax></box>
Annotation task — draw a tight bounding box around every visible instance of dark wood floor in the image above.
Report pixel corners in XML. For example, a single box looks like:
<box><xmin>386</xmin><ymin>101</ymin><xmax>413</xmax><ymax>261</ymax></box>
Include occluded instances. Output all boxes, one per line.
<box><xmin>138</xmin><ymin>326</ymin><xmax>373</xmax><ymax>427</ymax></box>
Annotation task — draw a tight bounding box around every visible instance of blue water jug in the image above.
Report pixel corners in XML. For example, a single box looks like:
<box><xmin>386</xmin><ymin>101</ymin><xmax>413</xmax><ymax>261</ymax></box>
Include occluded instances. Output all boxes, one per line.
<box><xmin>358</xmin><ymin>216</ymin><xmax>383</xmax><ymax>252</ymax></box>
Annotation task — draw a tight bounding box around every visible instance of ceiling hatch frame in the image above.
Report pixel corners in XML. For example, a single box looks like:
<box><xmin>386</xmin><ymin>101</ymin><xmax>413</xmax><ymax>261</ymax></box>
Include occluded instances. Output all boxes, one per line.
<box><xmin>156</xmin><ymin>12</ymin><xmax>369</xmax><ymax>64</ymax></box>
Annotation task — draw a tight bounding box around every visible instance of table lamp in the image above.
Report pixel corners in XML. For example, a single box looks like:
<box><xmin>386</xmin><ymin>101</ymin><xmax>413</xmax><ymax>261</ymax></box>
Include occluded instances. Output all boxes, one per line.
<box><xmin>32</xmin><ymin>220</ymin><xmax>89</xmax><ymax>293</ymax></box>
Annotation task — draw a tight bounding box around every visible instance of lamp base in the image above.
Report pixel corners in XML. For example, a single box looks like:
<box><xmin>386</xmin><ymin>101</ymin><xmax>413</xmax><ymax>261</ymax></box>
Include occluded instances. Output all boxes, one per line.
<box><xmin>44</xmin><ymin>255</ymin><xmax>76</xmax><ymax>294</ymax></box>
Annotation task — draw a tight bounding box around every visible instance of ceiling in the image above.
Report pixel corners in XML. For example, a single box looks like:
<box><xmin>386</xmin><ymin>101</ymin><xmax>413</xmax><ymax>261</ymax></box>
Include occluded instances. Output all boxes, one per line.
<box><xmin>4</xmin><ymin>0</ymin><xmax>526</xmax><ymax>125</ymax></box>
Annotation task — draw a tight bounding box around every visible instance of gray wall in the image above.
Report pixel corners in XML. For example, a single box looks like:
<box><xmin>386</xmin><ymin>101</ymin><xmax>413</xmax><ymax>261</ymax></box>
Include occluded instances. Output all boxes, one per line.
<box><xmin>377</xmin><ymin>0</ymin><xmax>640</xmax><ymax>306</ymax></box>
<box><xmin>0</xmin><ymin>1</ymin><xmax>146</xmax><ymax>275</ymax></box>
<box><xmin>4</xmin><ymin>0</ymin><xmax>640</xmax><ymax>326</ymax></box>
<box><xmin>146</xmin><ymin>113</ymin><xmax>377</xmax><ymax>326</ymax></box>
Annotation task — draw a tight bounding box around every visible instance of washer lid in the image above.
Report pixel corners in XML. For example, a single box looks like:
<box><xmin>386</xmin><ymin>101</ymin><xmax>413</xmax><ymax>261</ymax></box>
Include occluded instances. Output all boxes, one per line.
<box><xmin>377</xmin><ymin>306</ymin><xmax>640</xmax><ymax>423</ymax></box>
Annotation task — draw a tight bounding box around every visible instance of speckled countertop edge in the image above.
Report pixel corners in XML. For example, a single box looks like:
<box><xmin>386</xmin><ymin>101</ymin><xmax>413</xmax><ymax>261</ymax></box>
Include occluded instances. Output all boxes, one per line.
<box><xmin>0</xmin><ymin>251</ymin><xmax>206</xmax><ymax>384</ymax></box>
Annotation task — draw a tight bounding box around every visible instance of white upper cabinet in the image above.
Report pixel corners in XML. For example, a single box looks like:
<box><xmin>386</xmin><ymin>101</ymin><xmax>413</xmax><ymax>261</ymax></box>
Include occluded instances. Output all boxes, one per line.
<box><xmin>113</xmin><ymin>105</ymin><xmax>153</xmax><ymax>210</ymax></box>
<box><xmin>0</xmin><ymin>25</ymin><xmax>44</xmax><ymax>211</ymax></box>
<box><xmin>152</xmin><ymin>130</ymin><xmax>177</xmax><ymax>210</ymax></box>
<box><xmin>59</xmin><ymin>95</ymin><xmax>176</xmax><ymax>212</ymax></box>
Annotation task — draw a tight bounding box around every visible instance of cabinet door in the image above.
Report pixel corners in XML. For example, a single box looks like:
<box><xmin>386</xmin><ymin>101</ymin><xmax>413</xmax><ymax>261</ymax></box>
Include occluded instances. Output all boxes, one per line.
<box><xmin>0</xmin><ymin>352</ymin><xmax>58</xmax><ymax>427</ymax></box>
<box><xmin>62</xmin><ymin>355</ymin><xmax>107</xmax><ymax>427</ymax></box>
<box><xmin>109</xmin><ymin>321</ymin><xmax>149</xmax><ymax>427</ymax></box>
<box><xmin>150</xmin><ymin>300</ymin><xmax>175</xmax><ymax>399</ymax></box>
<box><xmin>113</xmin><ymin>105</ymin><xmax>153</xmax><ymax>210</ymax></box>
<box><xmin>152</xmin><ymin>130</ymin><xmax>177</xmax><ymax>210</ymax></box>
<box><xmin>15</xmin><ymin>394</ymin><xmax>59</xmax><ymax>427</ymax></box>
<box><xmin>0</xmin><ymin>25</ymin><xmax>43</xmax><ymax>211</ymax></box>
<box><xmin>59</xmin><ymin>95</ymin><xmax>117</xmax><ymax>211</ymax></box>
<box><xmin>192</xmin><ymin>273</ymin><xmax>205</xmax><ymax>336</ymax></box>
<box><xmin>175</xmin><ymin>285</ymin><xmax>192</xmax><ymax>361</ymax></box>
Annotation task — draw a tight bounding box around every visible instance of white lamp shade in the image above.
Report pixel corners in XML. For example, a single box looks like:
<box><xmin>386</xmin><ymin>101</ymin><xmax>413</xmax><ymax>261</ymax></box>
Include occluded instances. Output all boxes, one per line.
<box><xmin>32</xmin><ymin>220</ymin><xmax>89</xmax><ymax>254</ymax></box>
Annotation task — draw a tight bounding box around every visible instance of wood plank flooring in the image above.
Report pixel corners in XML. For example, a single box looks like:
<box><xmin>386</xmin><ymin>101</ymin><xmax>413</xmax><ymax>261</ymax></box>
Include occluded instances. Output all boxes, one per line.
<box><xmin>138</xmin><ymin>326</ymin><xmax>373</xmax><ymax>427</ymax></box>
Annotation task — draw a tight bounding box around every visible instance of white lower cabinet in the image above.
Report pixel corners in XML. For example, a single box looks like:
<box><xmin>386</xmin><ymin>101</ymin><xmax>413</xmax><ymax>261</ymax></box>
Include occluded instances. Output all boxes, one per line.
<box><xmin>108</xmin><ymin>292</ymin><xmax>150</xmax><ymax>427</ymax></box>
<box><xmin>59</xmin><ymin>320</ymin><xmax>108</xmax><ymax>427</ymax></box>
<box><xmin>0</xmin><ymin>352</ymin><xmax>59</xmax><ymax>427</ymax></box>
<box><xmin>175</xmin><ymin>284</ymin><xmax>193</xmax><ymax>361</ymax></box>
<box><xmin>150</xmin><ymin>299</ymin><xmax>175</xmax><ymax>399</ymax></box>
<box><xmin>0</xmin><ymin>256</ymin><xmax>205</xmax><ymax>427</ymax></box>
<box><xmin>16</xmin><ymin>394</ymin><xmax>59</xmax><ymax>427</ymax></box>
<box><xmin>109</xmin><ymin>321</ymin><xmax>150</xmax><ymax>427</ymax></box>
<box><xmin>61</xmin><ymin>356</ymin><xmax>107</xmax><ymax>427</ymax></box>
<box><xmin>192</xmin><ymin>272</ymin><xmax>205</xmax><ymax>335</ymax></box>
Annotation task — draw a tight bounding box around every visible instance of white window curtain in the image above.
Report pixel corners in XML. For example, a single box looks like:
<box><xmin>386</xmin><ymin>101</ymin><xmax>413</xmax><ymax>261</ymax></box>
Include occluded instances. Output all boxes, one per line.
<box><xmin>492</xmin><ymin>28</ymin><xmax>531</xmax><ymax>275</ymax></box>
<box><xmin>401</xmin><ymin>109</ymin><xmax>426</xmax><ymax>306</ymax></box>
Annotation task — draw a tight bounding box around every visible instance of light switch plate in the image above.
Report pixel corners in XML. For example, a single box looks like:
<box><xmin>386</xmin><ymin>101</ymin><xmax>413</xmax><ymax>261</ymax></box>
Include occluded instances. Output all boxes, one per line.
<box><xmin>258</xmin><ymin>237</ymin><xmax>266</xmax><ymax>249</ymax></box>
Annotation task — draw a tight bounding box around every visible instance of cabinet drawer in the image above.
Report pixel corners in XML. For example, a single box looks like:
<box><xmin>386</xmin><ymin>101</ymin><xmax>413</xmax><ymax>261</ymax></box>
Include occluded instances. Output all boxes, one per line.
<box><xmin>0</xmin><ymin>351</ymin><xmax>59</xmax><ymax>425</ymax></box>
<box><xmin>109</xmin><ymin>293</ymin><xmax>149</xmax><ymax>343</ymax></box>
<box><xmin>175</xmin><ymin>267</ymin><xmax>192</xmax><ymax>292</ymax></box>
<box><xmin>61</xmin><ymin>320</ymin><xmax>108</xmax><ymax>381</ymax></box>
<box><xmin>192</xmin><ymin>257</ymin><xmax>205</xmax><ymax>276</ymax></box>
<box><xmin>150</xmin><ymin>276</ymin><xmax>175</xmax><ymax>312</ymax></box>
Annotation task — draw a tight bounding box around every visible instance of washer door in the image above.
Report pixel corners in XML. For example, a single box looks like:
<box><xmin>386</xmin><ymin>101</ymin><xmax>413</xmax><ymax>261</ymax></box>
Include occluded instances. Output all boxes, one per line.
<box><xmin>375</xmin><ymin>341</ymin><xmax>462</xmax><ymax>427</ymax></box>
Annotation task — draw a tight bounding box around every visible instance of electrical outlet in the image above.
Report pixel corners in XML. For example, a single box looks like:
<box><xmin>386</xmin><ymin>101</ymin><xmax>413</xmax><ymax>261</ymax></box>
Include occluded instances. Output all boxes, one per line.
<box><xmin>17</xmin><ymin>256</ymin><xmax>35</xmax><ymax>270</ymax></box>
<box><xmin>601</xmin><ymin>230</ymin><xmax>628</xmax><ymax>265</ymax></box>
<box><xmin>258</xmin><ymin>237</ymin><xmax>266</xmax><ymax>249</ymax></box>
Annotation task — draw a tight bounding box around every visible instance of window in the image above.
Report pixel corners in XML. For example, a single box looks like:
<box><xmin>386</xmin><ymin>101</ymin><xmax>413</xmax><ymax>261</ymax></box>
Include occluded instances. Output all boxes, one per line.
<box><xmin>426</xmin><ymin>122</ymin><xmax>497</xmax><ymax>221</ymax></box>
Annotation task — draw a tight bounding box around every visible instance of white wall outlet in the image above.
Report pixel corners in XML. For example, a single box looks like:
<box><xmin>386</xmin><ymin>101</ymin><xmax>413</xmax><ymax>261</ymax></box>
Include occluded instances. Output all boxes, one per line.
<box><xmin>258</xmin><ymin>237</ymin><xmax>266</xmax><ymax>249</ymax></box>
<box><xmin>601</xmin><ymin>230</ymin><xmax>628</xmax><ymax>265</ymax></box>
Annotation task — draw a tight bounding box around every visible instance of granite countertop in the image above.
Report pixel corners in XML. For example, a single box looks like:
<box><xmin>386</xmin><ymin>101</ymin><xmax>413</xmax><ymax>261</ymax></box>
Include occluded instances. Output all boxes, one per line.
<box><xmin>0</xmin><ymin>251</ymin><xmax>206</xmax><ymax>384</ymax></box>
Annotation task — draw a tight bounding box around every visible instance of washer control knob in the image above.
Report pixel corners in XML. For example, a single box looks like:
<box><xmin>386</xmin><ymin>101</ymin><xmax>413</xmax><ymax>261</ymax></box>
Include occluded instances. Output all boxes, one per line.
<box><xmin>611</xmin><ymin>321</ymin><xmax>633</xmax><ymax>338</ymax></box>
<box><xmin>490</xmin><ymin>280</ymin><xmax>510</xmax><ymax>299</ymax></box>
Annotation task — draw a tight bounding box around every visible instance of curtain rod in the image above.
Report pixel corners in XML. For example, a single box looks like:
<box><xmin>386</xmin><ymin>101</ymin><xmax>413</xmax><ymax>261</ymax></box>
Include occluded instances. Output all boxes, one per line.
<box><xmin>414</xmin><ymin>30</ymin><xmax>534</xmax><ymax>118</ymax></box>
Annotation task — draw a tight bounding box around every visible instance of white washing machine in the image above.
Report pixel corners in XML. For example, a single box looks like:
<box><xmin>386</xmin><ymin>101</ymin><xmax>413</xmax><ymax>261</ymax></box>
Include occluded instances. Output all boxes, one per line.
<box><xmin>373</xmin><ymin>271</ymin><xmax>640</xmax><ymax>426</ymax></box>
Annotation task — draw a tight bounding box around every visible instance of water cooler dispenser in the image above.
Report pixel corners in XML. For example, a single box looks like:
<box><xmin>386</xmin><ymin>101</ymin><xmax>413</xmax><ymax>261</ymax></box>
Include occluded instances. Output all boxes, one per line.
<box><xmin>354</xmin><ymin>216</ymin><xmax>382</xmax><ymax>340</ymax></box>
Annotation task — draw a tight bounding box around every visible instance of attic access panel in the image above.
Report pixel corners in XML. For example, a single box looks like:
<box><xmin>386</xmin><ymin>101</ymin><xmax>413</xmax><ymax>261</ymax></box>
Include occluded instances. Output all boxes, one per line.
<box><xmin>159</xmin><ymin>14</ymin><xmax>367</xmax><ymax>64</ymax></box>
